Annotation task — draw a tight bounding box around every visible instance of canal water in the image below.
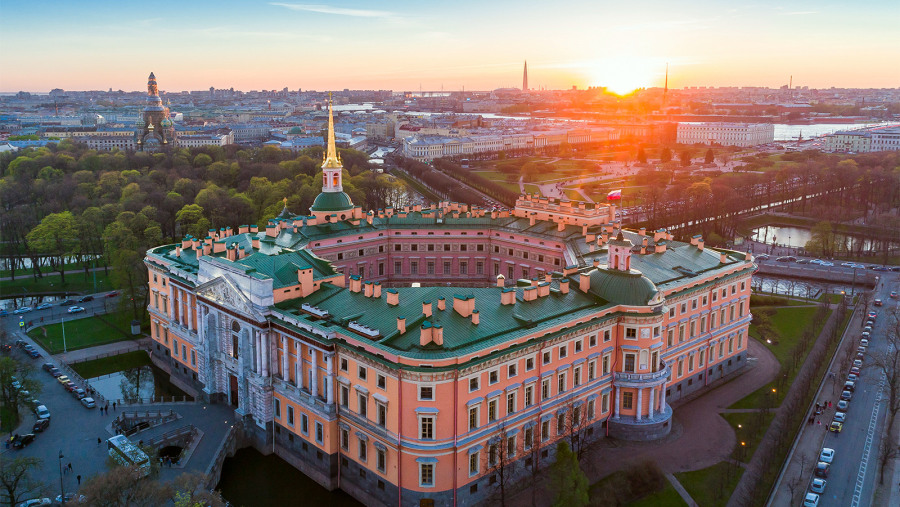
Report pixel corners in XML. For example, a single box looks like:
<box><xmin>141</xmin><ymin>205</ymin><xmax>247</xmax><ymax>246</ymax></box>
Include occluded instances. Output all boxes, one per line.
<box><xmin>89</xmin><ymin>364</ymin><xmax>189</xmax><ymax>403</ymax></box>
<box><xmin>749</xmin><ymin>225</ymin><xmax>890</xmax><ymax>251</ymax></box>
<box><xmin>217</xmin><ymin>447</ymin><xmax>361</xmax><ymax>507</ymax></box>
<box><xmin>752</xmin><ymin>275</ymin><xmax>862</xmax><ymax>299</ymax></box>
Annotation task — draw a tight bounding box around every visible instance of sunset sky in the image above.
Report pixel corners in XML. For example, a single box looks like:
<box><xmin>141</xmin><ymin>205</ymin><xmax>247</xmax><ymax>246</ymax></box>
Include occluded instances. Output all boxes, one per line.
<box><xmin>2</xmin><ymin>0</ymin><xmax>898</xmax><ymax>93</ymax></box>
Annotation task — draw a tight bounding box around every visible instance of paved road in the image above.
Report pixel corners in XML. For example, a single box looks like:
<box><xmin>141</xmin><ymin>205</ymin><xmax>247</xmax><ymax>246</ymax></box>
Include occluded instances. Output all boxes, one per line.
<box><xmin>4</xmin><ymin>292</ymin><xmax>122</xmax><ymax>333</ymax></box>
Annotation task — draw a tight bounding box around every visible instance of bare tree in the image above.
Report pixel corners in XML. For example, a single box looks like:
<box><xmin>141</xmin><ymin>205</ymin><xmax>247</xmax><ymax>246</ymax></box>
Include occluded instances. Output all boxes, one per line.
<box><xmin>869</xmin><ymin>307</ymin><xmax>900</xmax><ymax>484</ymax></box>
<box><xmin>0</xmin><ymin>456</ymin><xmax>45</xmax><ymax>507</ymax></box>
<box><xmin>80</xmin><ymin>465</ymin><xmax>173</xmax><ymax>507</ymax></box>
<box><xmin>787</xmin><ymin>475</ymin><xmax>803</xmax><ymax>505</ymax></box>
<box><xmin>519</xmin><ymin>423</ymin><xmax>544</xmax><ymax>507</ymax></box>
<box><xmin>485</xmin><ymin>423</ymin><xmax>515</xmax><ymax>507</ymax></box>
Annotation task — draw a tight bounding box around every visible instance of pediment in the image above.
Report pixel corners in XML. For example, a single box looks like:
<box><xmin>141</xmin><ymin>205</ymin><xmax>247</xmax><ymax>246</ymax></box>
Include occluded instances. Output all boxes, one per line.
<box><xmin>196</xmin><ymin>275</ymin><xmax>264</xmax><ymax>321</ymax></box>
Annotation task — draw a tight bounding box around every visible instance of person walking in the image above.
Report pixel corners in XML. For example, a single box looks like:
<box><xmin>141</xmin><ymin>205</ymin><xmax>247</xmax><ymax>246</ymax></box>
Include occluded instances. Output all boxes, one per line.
<box><xmin>97</xmin><ymin>437</ymin><xmax>101</xmax><ymax>446</ymax></box>
<box><xmin>76</xmin><ymin>475</ymin><xmax>81</xmax><ymax>486</ymax></box>
<box><xmin>68</xmin><ymin>463</ymin><xmax>72</xmax><ymax>472</ymax></box>
<box><xmin>113</xmin><ymin>402</ymin><xmax>116</xmax><ymax>411</ymax></box>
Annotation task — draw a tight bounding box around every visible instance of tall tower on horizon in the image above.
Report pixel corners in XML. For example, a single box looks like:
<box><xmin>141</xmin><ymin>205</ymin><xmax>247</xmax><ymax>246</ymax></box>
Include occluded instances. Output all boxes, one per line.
<box><xmin>523</xmin><ymin>61</ymin><xmax>528</xmax><ymax>92</ymax></box>
<box><xmin>136</xmin><ymin>72</ymin><xmax>175</xmax><ymax>152</ymax></box>
<box><xmin>310</xmin><ymin>92</ymin><xmax>355</xmax><ymax>221</ymax></box>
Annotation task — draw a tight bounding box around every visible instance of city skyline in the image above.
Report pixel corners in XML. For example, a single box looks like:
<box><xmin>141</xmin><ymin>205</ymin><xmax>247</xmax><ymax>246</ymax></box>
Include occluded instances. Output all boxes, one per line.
<box><xmin>1</xmin><ymin>0</ymin><xmax>899</xmax><ymax>93</ymax></box>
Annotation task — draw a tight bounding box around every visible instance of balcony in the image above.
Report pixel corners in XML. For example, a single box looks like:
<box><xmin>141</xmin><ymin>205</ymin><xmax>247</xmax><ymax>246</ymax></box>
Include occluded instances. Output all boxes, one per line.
<box><xmin>614</xmin><ymin>362</ymin><xmax>670</xmax><ymax>385</ymax></box>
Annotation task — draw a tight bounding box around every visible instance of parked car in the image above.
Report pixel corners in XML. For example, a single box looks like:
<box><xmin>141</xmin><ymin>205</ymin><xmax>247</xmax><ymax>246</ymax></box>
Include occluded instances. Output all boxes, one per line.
<box><xmin>819</xmin><ymin>448</ymin><xmax>835</xmax><ymax>463</ymax></box>
<box><xmin>106</xmin><ymin>291</ymin><xmax>119</xmax><ymax>298</ymax></box>
<box><xmin>810</xmin><ymin>478</ymin><xmax>826</xmax><ymax>494</ymax></box>
<box><xmin>15</xmin><ymin>497</ymin><xmax>52</xmax><ymax>506</ymax></box>
<box><xmin>72</xmin><ymin>387</ymin><xmax>86</xmax><ymax>399</ymax></box>
<box><xmin>13</xmin><ymin>307</ymin><xmax>33</xmax><ymax>314</ymax></box>
<box><xmin>26</xmin><ymin>349</ymin><xmax>40</xmax><ymax>359</ymax></box>
<box><xmin>54</xmin><ymin>494</ymin><xmax>85</xmax><ymax>504</ymax></box>
<box><xmin>847</xmin><ymin>374</ymin><xmax>858</xmax><ymax>382</ymax></box>
<box><xmin>840</xmin><ymin>390</ymin><xmax>853</xmax><ymax>401</ymax></box>
<box><xmin>56</xmin><ymin>375</ymin><xmax>70</xmax><ymax>385</ymax></box>
<box><xmin>863</xmin><ymin>326</ymin><xmax>873</xmax><ymax>333</ymax></box>
<box><xmin>853</xmin><ymin>359</ymin><xmax>863</xmax><ymax>369</ymax></box>
<box><xmin>850</xmin><ymin>366</ymin><xmax>861</xmax><ymax>377</ymax></box>
<box><xmin>41</xmin><ymin>363</ymin><xmax>54</xmax><ymax>372</ymax></box>
<box><xmin>838</xmin><ymin>399</ymin><xmax>850</xmax><ymax>412</ymax></box>
<box><xmin>32</xmin><ymin>418</ymin><xmax>50</xmax><ymax>432</ymax></box>
<box><xmin>814</xmin><ymin>462</ymin><xmax>830</xmax><ymax>478</ymax></box>
<box><xmin>829</xmin><ymin>421</ymin><xmax>842</xmax><ymax>433</ymax></box>
<box><xmin>755</xmin><ymin>254</ymin><xmax>770</xmax><ymax>260</ymax></box>
<box><xmin>77</xmin><ymin>295</ymin><xmax>93</xmax><ymax>302</ymax></box>
<box><xmin>64</xmin><ymin>383</ymin><xmax>79</xmax><ymax>393</ymax></box>
<box><xmin>891</xmin><ymin>291</ymin><xmax>898</xmax><ymax>299</ymax></box>
<box><xmin>803</xmin><ymin>492</ymin><xmax>820</xmax><ymax>507</ymax></box>
<box><xmin>67</xmin><ymin>306</ymin><xmax>85</xmax><ymax>314</ymax></box>
<box><xmin>868</xmin><ymin>311</ymin><xmax>877</xmax><ymax>320</ymax></box>
<box><xmin>58</xmin><ymin>299</ymin><xmax>74</xmax><ymax>306</ymax></box>
<box><xmin>48</xmin><ymin>367</ymin><xmax>62</xmax><ymax>377</ymax></box>
<box><xmin>0</xmin><ymin>309</ymin><xmax>7</xmax><ymax>317</ymax></box>
<box><xmin>861</xmin><ymin>339</ymin><xmax>869</xmax><ymax>348</ymax></box>
<box><xmin>776</xmin><ymin>256</ymin><xmax>796</xmax><ymax>262</ymax></box>
<box><xmin>796</xmin><ymin>258</ymin><xmax>809</xmax><ymax>264</ymax></box>
<box><xmin>874</xmin><ymin>299</ymin><xmax>883</xmax><ymax>307</ymax></box>
<box><xmin>861</xmin><ymin>332</ymin><xmax>870</xmax><ymax>340</ymax></box>
<box><xmin>80</xmin><ymin>397</ymin><xmax>96</xmax><ymax>409</ymax></box>
<box><xmin>833</xmin><ymin>412</ymin><xmax>846</xmax><ymax>423</ymax></box>
<box><xmin>35</xmin><ymin>405</ymin><xmax>50</xmax><ymax>419</ymax></box>
<box><xmin>12</xmin><ymin>433</ymin><xmax>35</xmax><ymax>449</ymax></box>
<box><xmin>35</xmin><ymin>303</ymin><xmax>53</xmax><ymax>310</ymax></box>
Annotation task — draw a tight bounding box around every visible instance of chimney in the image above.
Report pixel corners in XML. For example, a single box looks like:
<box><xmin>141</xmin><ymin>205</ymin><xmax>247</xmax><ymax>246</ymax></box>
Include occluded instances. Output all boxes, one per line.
<box><xmin>720</xmin><ymin>252</ymin><xmax>728</xmax><ymax>263</ymax></box>
<box><xmin>579</xmin><ymin>273</ymin><xmax>591</xmax><ymax>293</ymax></box>
<box><xmin>364</xmin><ymin>281</ymin><xmax>373</xmax><ymax>298</ymax></box>
<box><xmin>453</xmin><ymin>295</ymin><xmax>475</xmax><ymax>317</ymax></box>
<box><xmin>745</xmin><ymin>252</ymin><xmax>752</xmax><ymax>260</ymax></box>
<box><xmin>639</xmin><ymin>227</ymin><xmax>646</xmax><ymax>236</ymax></box>
<box><xmin>213</xmin><ymin>241</ymin><xmax>226</xmax><ymax>254</ymax></box>
<box><xmin>182</xmin><ymin>237</ymin><xmax>192</xmax><ymax>249</ymax></box>
<box><xmin>642</xmin><ymin>237</ymin><xmax>649</xmax><ymax>247</ymax></box>
<box><xmin>196</xmin><ymin>248</ymin><xmax>202</xmax><ymax>260</ymax></box>
<box><xmin>496</xmin><ymin>274</ymin><xmax>506</xmax><ymax>287</ymax></box>
<box><xmin>349</xmin><ymin>276</ymin><xmax>362</xmax><ymax>293</ymax></box>
<box><xmin>654</xmin><ymin>229</ymin><xmax>666</xmax><ymax>242</ymax></box>
<box><xmin>529</xmin><ymin>215</ymin><xmax>536</xmax><ymax>226</ymax></box>
<box><xmin>397</xmin><ymin>317</ymin><xmax>406</xmax><ymax>334</ymax></box>
<box><xmin>266</xmin><ymin>225</ymin><xmax>278</xmax><ymax>237</ymax></box>
<box><xmin>523</xmin><ymin>286</ymin><xmax>537</xmax><ymax>302</ymax></box>
<box><xmin>432</xmin><ymin>325</ymin><xmax>444</xmax><ymax>346</ymax></box>
<box><xmin>531</xmin><ymin>278</ymin><xmax>539</xmax><ymax>287</ymax></box>
<box><xmin>538</xmin><ymin>282</ymin><xmax>550</xmax><ymax>297</ymax></box>
<box><xmin>437</xmin><ymin>297</ymin><xmax>446</xmax><ymax>311</ymax></box>
<box><xmin>238</xmin><ymin>245</ymin><xmax>247</xmax><ymax>259</ymax></box>
<box><xmin>698</xmin><ymin>239</ymin><xmax>704</xmax><ymax>251</ymax></box>
<box><xmin>501</xmin><ymin>288</ymin><xmax>516</xmax><ymax>305</ymax></box>
<box><xmin>593</xmin><ymin>258</ymin><xmax>600</xmax><ymax>268</ymax></box>
<box><xmin>226</xmin><ymin>245</ymin><xmax>236</xmax><ymax>261</ymax></box>
<box><xmin>239</xmin><ymin>225</ymin><xmax>249</xmax><ymax>234</ymax></box>
<box><xmin>366</xmin><ymin>211</ymin><xmax>374</xmax><ymax>225</ymax></box>
<box><xmin>560</xmin><ymin>279</ymin><xmax>570</xmax><ymax>294</ymax></box>
<box><xmin>557</xmin><ymin>221</ymin><xmax>566</xmax><ymax>232</ymax></box>
<box><xmin>563</xmin><ymin>265</ymin><xmax>578</xmax><ymax>276</ymax></box>
<box><xmin>373</xmin><ymin>282</ymin><xmax>382</xmax><ymax>298</ymax></box>
<box><xmin>423</xmin><ymin>301</ymin><xmax>432</xmax><ymax>317</ymax></box>
<box><xmin>250</xmin><ymin>225</ymin><xmax>259</xmax><ymax>234</ymax></box>
<box><xmin>175</xmin><ymin>246</ymin><xmax>182</xmax><ymax>258</ymax></box>
<box><xmin>471</xmin><ymin>310</ymin><xmax>480</xmax><ymax>325</ymax></box>
<box><xmin>252</xmin><ymin>237</ymin><xmax>260</xmax><ymax>250</ymax></box>
<box><xmin>656</xmin><ymin>242</ymin><xmax>667</xmax><ymax>253</ymax></box>
<box><xmin>690</xmin><ymin>234</ymin><xmax>701</xmax><ymax>246</ymax></box>
<box><xmin>419</xmin><ymin>322</ymin><xmax>433</xmax><ymax>347</ymax></box>
<box><xmin>387</xmin><ymin>289</ymin><xmax>399</xmax><ymax>306</ymax></box>
<box><xmin>544</xmin><ymin>272</ymin><xmax>553</xmax><ymax>284</ymax></box>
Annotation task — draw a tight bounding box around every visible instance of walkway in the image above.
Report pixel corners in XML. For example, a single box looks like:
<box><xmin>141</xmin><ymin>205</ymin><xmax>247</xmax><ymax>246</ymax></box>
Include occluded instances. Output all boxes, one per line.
<box><xmin>55</xmin><ymin>338</ymin><xmax>149</xmax><ymax>364</ymax></box>
<box><xmin>0</xmin><ymin>266</ymin><xmax>108</xmax><ymax>282</ymax></box>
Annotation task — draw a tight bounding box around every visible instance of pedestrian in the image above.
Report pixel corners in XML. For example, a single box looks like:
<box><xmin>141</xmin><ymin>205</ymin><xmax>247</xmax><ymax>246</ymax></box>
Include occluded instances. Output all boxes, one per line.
<box><xmin>97</xmin><ymin>437</ymin><xmax>101</xmax><ymax>446</ymax></box>
<box><xmin>113</xmin><ymin>402</ymin><xmax>116</xmax><ymax>411</ymax></box>
<box><xmin>76</xmin><ymin>475</ymin><xmax>81</xmax><ymax>486</ymax></box>
<box><xmin>105</xmin><ymin>401</ymin><xmax>109</xmax><ymax>411</ymax></box>
<box><xmin>68</xmin><ymin>463</ymin><xmax>72</xmax><ymax>472</ymax></box>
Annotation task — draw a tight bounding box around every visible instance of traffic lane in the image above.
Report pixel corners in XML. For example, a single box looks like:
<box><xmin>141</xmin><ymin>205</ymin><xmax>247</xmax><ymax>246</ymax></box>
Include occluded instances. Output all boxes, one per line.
<box><xmin>15</xmin><ymin>296</ymin><xmax>120</xmax><ymax>327</ymax></box>
<box><xmin>818</xmin><ymin>371</ymin><xmax>882</xmax><ymax>506</ymax></box>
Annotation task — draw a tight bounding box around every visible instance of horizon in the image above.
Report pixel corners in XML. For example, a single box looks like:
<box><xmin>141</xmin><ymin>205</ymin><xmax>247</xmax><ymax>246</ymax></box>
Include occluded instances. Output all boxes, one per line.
<box><xmin>1</xmin><ymin>0</ymin><xmax>898</xmax><ymax>94</ymax></box>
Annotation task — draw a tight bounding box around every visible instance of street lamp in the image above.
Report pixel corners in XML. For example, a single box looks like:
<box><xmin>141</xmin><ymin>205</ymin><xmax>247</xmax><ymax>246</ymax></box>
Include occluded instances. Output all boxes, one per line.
<box><xmin>58</xmin><ymin>451</ymin><xmax>65</xmax><ymax>505</ymax></box>
<box><xmin>61</xmin><ymin>316</ymin><xmax>67</xmax><ymax>354</ymax></box>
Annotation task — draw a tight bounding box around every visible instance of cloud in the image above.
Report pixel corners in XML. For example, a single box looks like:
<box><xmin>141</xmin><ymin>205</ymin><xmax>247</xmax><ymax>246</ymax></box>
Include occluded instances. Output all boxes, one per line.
<box><xmin>781</xmin><ymin>11</ymin><xmax>818</xmax><ymax>15</ymax></box>
<box><xmin>270</xmin><ymin>3</ymin><xmax>395</xmax><ymax>18</ymax></box>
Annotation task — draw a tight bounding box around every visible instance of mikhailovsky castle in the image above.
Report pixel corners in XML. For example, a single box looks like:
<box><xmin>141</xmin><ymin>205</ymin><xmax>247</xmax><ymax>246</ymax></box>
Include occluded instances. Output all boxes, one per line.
<box><xmin>144</xmin><ymin>97</ymin><xmax>754</xmax><ymax>506</ymax></box>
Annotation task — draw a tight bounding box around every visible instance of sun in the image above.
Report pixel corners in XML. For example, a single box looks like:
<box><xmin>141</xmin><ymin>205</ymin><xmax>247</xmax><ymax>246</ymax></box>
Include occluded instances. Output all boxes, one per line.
<box><xmin>586</xmin><ymin>57</ymin><xmax>660</xmax><ymax>95</ymax></box>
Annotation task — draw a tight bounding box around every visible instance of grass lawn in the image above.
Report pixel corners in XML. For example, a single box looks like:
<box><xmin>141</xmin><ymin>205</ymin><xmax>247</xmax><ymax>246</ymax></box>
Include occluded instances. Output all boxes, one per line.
<box><xmin>675</xmin><ymin>462</ymin><xmax>743</xmax><ymax>507</ymax></box>
<box><xmin>27</xmin><ymin>312</ymin><xmax>136</xmax><ymax>354</ymax></box>
<box><xmin>628</xmin><ymin>483</ymin><xmax>686</xmax><ymax>507</ymax></box>
<box><xmin>71</xmin><ymin>350</ymin><xmax>151</xmax><ymax>379</ymax></box>
<box><xmin>1</xmin><ymin>404</ymin><xmax>19</xmax><ymax>433</ymax></box>
<box><xmin>731</xmin><ymin>305</ymin><xmax>829</xmax><ymax>409</ymax></box>
<box><xmin>723</xmin><ymin>411</ymin><xmax>775</xmax><ymax>461</ymax></box>
<box><xmin>3</xmin><ymin>271</ymin><xmax>113</xmax><ymax>296</ymax></box>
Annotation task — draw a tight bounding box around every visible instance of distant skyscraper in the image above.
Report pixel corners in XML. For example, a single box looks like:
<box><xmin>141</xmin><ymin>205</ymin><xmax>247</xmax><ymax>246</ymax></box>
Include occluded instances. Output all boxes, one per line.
<box><xmin>523</xmin><ymin>60</ymin><xmax>528</xmax><ymax>91</ymax></box>
<box><xmin>135</xmin><ymin>72</ymin><xmax>175</xmax><ymax>152</ymax></box>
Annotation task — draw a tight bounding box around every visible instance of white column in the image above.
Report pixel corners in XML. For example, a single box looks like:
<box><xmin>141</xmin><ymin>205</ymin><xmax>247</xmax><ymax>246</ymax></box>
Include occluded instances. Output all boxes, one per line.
<box><xmin>636</xmin><ymin>388</ymin><xmax>643</xmax><ymax>421</ymax></box>
<box><xmin>254</xmin><ymin>332</ymin><xmax>261</xmax><ymax>374</ymax></box>
<box><xmin>649</xmin><ymin>387</ymin><xmax>655</xmax><ymax>419</ymax></box>
<box><xmin>281</xmin><ymin>336</ymin><xmax>288</xmax><ymax>382</ymax></box>
<box><xmin>310</xmin><ymin>349</ymin><xmax>319</xmax><ymax>397</ymax></box>
<box><xmin>614</xmin><ymin>388</ymin><xmax>620</xmax><ymax>418</ymax></box>
<box><xmin>167</xmin><ymin>284</ymin><xmax>174</xmax><ymax>320</ymax></box>
<box><xmin>660</xmin><ymin>385</ymin><xmax>667</xmax><ymax>412</ymax></box>
<box><xmin>261</xmin><ymin>331</ymin><xmax>269</xmax><ymax>377</ymax></box>
<box><xmin>325</xmin><ymin>353</ymin><xmax>334</xmax><ymax>405</ymax></box>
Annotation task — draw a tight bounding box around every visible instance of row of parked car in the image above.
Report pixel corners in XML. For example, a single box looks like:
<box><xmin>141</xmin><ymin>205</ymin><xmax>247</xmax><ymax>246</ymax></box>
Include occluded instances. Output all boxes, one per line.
<box><xmin>756</xmin><ymin>254</ymin><xmax>900</xmax><ymax>272</ymax></box>
<box><xmin>13</xmin><ymin>339</ymin><xmax>42</xmax><ymax>359</ymax></box>
<box><xmin>804</xmin><ymin>311</ymin><xmax>879</xmax><ymax>505</ymax></box>
<box><xmin>6</xmin><ymin>373</ymin><xmax>49</xmax><ymax>451</ymax></box>
<box><xmin>43</xmin><ymin>362</ymin><xmax>96</xmax><ymax>408</ymax></box>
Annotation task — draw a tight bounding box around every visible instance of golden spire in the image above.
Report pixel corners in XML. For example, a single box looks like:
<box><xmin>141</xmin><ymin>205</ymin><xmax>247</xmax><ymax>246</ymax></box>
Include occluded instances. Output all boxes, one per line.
<box><xmin>322</xmin><ymin>92</ymin><xmax>342</xmax><ymax>169</ymax></box>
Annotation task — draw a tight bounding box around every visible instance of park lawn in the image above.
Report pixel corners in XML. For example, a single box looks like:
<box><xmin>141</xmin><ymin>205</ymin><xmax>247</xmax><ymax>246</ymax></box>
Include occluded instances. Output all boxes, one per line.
<box><xmin>71</xmin><ymin>350</ymin><xmax>151</xmax><ymax>379</ymax></box>
<box><xmin>731</xmin><ymin>305</ymin><xmax>829</xmax><ymax>409</ymax></box>
<box><xmin>627</xmin><ymin>483</ymin><xmax>686</xmax><ymax>507</ymax></box>
<box><xmin>27</xmin><ymin>313</ymin><xmax>134</xmax><ymax>354</ymax></box>
<box><xmin>675</xmin><ymin>462</ymin><xmax>743</xmax><ymax>507</ymax></box>
<box><xmin>723</xmin><ymin>411</ymin><xmax>775</xmax><ymax>462</ymax></box>
<box><xmin>1</xmin><ymin>404</ymin><xmax>19</xmax><ymax>433</ymax></box>
<box><xmin>3</xmin><ymin>271</ymin><xmax>113</xmax><ymax>296</ymax></box>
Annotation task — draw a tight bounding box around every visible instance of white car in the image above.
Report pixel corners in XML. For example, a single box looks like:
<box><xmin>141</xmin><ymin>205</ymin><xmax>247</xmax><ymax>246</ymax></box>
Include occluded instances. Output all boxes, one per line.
<box><xmin>810</xmin><ymin>477</ymin><xmax>826</xmax><ymax>494</ymax></box>
<box><xmin>36</xmin><ymin>303</ymin><xmax>53</xmax><ymax>310</ymax></box>
<box><xmin>15</xmin><ymin>499</ymin><xmax>51</xmax><ymax>507</ymax></box>
<box><xmin>860</xmin><ymin>339</ymin><xmax>869</xmax><ymax>347</ymax></box>
<box><xmin>819</xmin><ymin>261</ymin><xmax>834</xmax><ymax>267</ymax></box>
<box><xmin>803</xmin><ymin>492</ymin><xmax>819</xmax><ymax>507</ymax></box>
<box><xmin>13</xmin><ymin>307</ymin><xmax>33</xmax><ymax>314</ymax></box>
<box><xmin>833</xmin><ymin>412</ymin><xmax>846</xmax><ymax>423</ymax></box>
<box><xmin>819</xmin><ymin>448</ymin><xmax>835</xmax><ymax>464</ymax></box>
<box><xmin>67</xmin><ymin>306</ymin><xmax>85</xmax><ymax>314</ymax></box>
<box><xmin>81</xmin><ymin>397</ymin><xmax>96</xmax><ymax>409</ymax></box>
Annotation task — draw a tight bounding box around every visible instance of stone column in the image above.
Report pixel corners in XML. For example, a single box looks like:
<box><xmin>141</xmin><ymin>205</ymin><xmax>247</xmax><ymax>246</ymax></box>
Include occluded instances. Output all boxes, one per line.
<box><xmin>281</xmin><ymin>336</ymin><xmax>288</xmax><ymax>382</ymax></box>
<box><xmin>261</xmin><ymin>331</ymin><xmax>269</xmax><ymax>378</ymax></box>
<box><xmin>649</xmin><ymin>386</ymin><xmax>655</xmax><ymax>419</ymax></box>
<box><xmin>660</xmin><ymin>384</ymin><xmax>667</xmax><ymax>412</ymax></box>
<box><xmin>614</xmin><ymin>388</ymin><xmax>620</xmax><ymax>418</ymax></box>
<box><xmin>167</xmin><ymin>283</ymin><xmax>174</xmax><ymax>320</ymax></box>
<box><xmin>310</xmin><ymin>349</ymin><xmax>319</xmax><ymax>398</ymax></box>
<box><xmin>254</xmin><ymin>331</ymin><xmax>261</xmax><ymax>374</ymax></box>
<box><xmin>325</xmin><ymin>353</ymin><xmax>334</xmax><ymax>405</ymax></box>
<box><xmin>636</xmin><ymin>388</ymin><xmax>643</xmax><ymax>421</ymax></box>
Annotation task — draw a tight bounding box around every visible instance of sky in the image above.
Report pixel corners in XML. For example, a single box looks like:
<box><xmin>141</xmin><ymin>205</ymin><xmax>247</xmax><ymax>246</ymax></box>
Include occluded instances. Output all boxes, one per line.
<box><xmin>1</xmin><ymin>0</ymin><xmax>898</xmax><ymax>93</ymax></box>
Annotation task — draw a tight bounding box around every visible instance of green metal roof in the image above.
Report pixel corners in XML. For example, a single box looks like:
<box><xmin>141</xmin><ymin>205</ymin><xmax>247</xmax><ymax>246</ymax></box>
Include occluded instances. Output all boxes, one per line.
<box><xmin>310</xmin><ymin>191</ymin><xmax>354</xmax><ymax>212</ymax></box>
<box><xmin>585</xmin><ymin>268</ymin><xmax>659</xmax><ymax>306</ymax></box>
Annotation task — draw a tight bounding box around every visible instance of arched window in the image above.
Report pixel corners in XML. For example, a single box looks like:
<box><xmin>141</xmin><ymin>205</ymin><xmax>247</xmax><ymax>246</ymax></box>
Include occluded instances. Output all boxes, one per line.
<box><xmin>231</xmin><ymin>321</ymin><xmax>240</xmax><ymax>360</ymax></box>
<box><xmin>613</xmin><ymin>254</ymin><xmax>619</xmax><ymax>270</ymax></box>
<box><xmin>333</xmin><ymin>173</ymin><xmax>339</xmax><ymax>187</ymax></box>
<box><xmin>639</xmin><ymin>350</ymin><xmax>648</xmax><ymax>370</ymax></box>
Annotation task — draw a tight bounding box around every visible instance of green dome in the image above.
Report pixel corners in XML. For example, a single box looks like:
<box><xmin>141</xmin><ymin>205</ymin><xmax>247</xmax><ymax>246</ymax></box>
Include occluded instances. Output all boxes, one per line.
<box><xmin>311</xmin><ymin>191</ymin><xmax>354</xmax><ymax>213</ymax></box>
<box><xmin>587</xmin><ymin>268</ymin><xmax>659</xmax><ymax>306</ymax></box>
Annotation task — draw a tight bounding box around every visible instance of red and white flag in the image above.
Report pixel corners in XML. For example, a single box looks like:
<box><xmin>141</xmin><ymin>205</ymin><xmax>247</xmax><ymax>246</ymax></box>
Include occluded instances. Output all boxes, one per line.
<box><xmin>607</xmin><ymin>189</ymin><xmax>622</xmax><ymax>200</ymax></box>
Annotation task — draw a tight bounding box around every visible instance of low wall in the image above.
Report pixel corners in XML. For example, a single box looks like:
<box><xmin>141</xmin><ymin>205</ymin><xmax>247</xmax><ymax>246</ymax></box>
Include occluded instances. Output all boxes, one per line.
<box><xmin>756</xmin><ymin>263</ymin><xmax>877</xmax><ymax>286</ymax></box>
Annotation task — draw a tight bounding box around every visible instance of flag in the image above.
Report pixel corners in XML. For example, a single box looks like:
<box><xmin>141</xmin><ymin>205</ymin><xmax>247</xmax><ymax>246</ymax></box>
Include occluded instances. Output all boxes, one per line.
<box><xmin>607</xmin><ymin>189</ymin><xmax>622</xmax><ymax>200</ymax></box>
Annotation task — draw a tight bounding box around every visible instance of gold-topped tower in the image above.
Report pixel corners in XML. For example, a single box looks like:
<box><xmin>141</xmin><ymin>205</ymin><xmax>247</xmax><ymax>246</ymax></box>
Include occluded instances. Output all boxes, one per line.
<box><xmin>310</xmin><ymin>93</ymin><xmax>356</xmax><ymax>221</ymax></box>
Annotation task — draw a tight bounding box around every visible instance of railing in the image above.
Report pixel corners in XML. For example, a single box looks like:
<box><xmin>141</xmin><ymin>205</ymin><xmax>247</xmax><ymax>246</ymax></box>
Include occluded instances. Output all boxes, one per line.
<box><xmin>113</xmin><ymin>395</ymin><xmax>196</xmax><ymax>406</ymax></box>
<box><xmin>113</xmin><ymin>409</ymin><xmax>179</xmax><ymax>436</ymax></box>
<box><xmin>67</xmin><ymin>343</ymin><xmax>149</xmax><ymax>365</ymax></box>
<box><xmin>205</xmin><ymin>421</ymin><xmax>243</xmax><ymax>490</ymax></box>
<box><xmin>147</xmin><ymin>424</ymin><xmax>197</xmax><ymax>448</ymax></box>
<box><xmin>57</xmin><ymin>361</ymin><xmax>107</xmax><ymax>406</ymax></box>
<box><xmin>614</xmin><ymin>363</ymin><xmax>670</xmax><ymax>382</ymax></box>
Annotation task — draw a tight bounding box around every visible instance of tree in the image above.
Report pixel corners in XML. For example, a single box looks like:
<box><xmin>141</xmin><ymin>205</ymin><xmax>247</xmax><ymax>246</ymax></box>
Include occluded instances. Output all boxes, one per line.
<box><xmin>0</xmin><ymin>456</ymin><xmax>45</xmax><ymax>506</ymax></box>
<box><xmin>26</xmin><ymin>211</ymin><xmax>80</xmax><ymax>283</ymax></box>
<box><xmin>0</xmin><ymin>357</ymin><xmax>41</xmax><ymax>424</ymax></box>
<box><xmin>80</xmin><ymin>465</ymin><xmax>172</xmax><ymax>507</ymax></box>
<box><xmin>172</xmin><ymin>472</ymin><xmax>227</xmax><ymax>507</ymax></box>
<box><xmin>486</xmin><ymin>424</ymin><xmax>515</xmax><ymax>507</ymax></box>
<box><xmin>870</xmin><ymin>307</ymin><xmax>900</xmax><ymax>484</ymax></box>
<box><xmin>680</xmin><ymin>149</ymin><xmax>692</xmax><ymax>167</ymax></box>
<box><xmin>636</xmin><ymin>147</ymin><xmax>647</xmax><ymax>164</ymax></box>
<box><xmin>705</xmin><ymin>148</ymin><xmax>715</xmax><ymax>164</ymax></box>
<box><xmin>659</xmin><ymin>147</ymin><xmax>672</xmax><ymax>164</ymax></box>
<box><xmin>548</xmin><ymin>441</ymin><xmax>589</xmax><ymax>507</ymax></box>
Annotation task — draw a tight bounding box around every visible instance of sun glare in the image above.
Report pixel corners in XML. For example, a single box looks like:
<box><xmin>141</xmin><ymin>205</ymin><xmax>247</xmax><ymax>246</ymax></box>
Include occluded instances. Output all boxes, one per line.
<box><xmin>587</xmin><ymin>57</ymin><xmax>660</xmax><ymax>95</ymax></box>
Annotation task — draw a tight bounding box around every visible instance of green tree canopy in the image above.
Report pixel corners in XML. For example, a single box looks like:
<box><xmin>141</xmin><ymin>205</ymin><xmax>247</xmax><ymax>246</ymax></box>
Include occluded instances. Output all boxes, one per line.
<box><xmin>549</xmin><ymin>441</ymin><xmax>589</xmax><ymax>507</ymax></box>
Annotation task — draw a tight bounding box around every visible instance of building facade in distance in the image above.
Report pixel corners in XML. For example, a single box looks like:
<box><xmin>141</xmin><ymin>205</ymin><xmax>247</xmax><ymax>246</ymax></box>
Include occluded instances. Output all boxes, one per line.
<box><xmin>145</xmin><ymin>99</ymin><xmax>754</xmax><ymax>506</ymax></box>
<box><xmin>676</xmin><ymin>122</ymin><xmax>775</xmax><ymax>147</ymax></box>
<box><xmin>135</xmin><ymin>72</ymin><xmax>176</xmax><ymax>151</ymax></box>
